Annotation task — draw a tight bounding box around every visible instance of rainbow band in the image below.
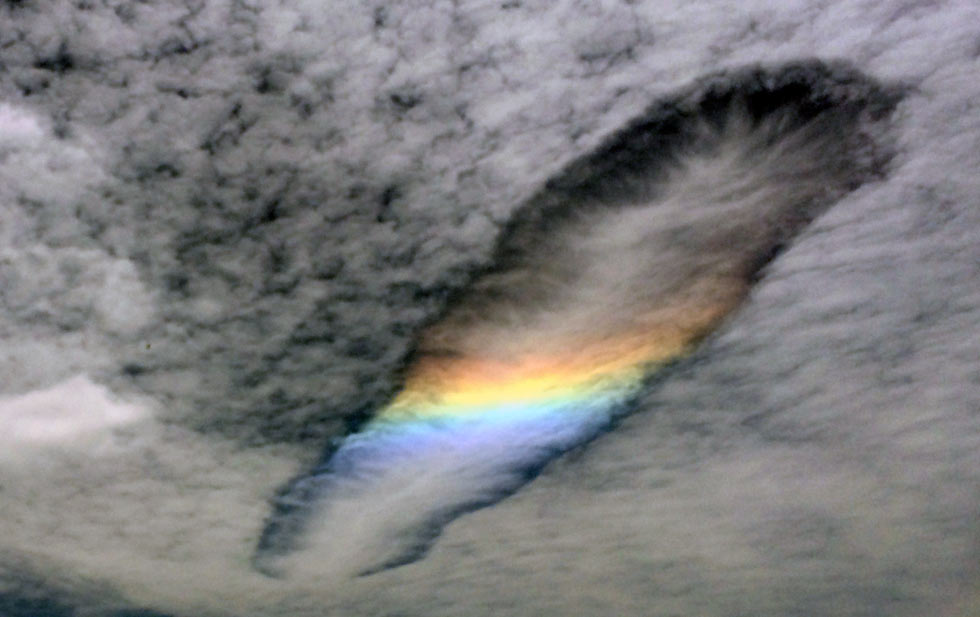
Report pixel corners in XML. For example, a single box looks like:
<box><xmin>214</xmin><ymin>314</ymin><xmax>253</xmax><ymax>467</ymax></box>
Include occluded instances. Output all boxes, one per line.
<box><xmin>374</xmin><ymin>300</ymin><xmax>738</xmax><ymax>428</ymax></box>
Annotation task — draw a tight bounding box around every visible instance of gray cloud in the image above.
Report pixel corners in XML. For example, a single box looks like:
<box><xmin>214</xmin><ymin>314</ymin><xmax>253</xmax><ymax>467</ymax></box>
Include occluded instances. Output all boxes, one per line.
<box><xmin>0</xmin><ymin>0</ymin><xmax>978</xmax><ymax>616</ymax></box>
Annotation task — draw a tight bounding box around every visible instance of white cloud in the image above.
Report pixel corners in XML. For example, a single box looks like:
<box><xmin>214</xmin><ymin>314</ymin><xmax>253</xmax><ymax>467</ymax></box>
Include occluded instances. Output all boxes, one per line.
<box><xmin>0</xmin><ymin>375</ymin><xmax>146</xmax><ymax>452</ymax></box>
<box><xmin>0</xmin><ymin>103</ymin><xmax>45</xmax><ymax>150</ymax></box>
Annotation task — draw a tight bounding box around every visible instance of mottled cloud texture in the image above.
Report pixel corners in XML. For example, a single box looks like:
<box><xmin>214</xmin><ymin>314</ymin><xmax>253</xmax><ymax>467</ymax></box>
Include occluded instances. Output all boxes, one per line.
<box><xmin>0</xmin><ymin>1</ymin><xmax>978</xmax><ymax>616</ymax></box>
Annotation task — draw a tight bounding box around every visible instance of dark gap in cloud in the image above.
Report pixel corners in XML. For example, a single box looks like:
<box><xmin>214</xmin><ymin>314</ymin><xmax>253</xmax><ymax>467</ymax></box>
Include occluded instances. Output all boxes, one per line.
<box><xmin>0</xmin><ymin>591</ymin><xmax>76</xmax><ymax>617</ymax></box>
<box><xmin>33</xmin><ymin>43</ymin><xmax>75</xmax><ymax>75</ymax></box>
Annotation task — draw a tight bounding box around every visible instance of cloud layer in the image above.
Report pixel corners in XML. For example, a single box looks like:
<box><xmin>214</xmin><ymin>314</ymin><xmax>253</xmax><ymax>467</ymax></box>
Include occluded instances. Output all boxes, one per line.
<box><xmin>0</xmin><ymin>1</ymin><xmax>978</xmax><ymax>616</ymax></box>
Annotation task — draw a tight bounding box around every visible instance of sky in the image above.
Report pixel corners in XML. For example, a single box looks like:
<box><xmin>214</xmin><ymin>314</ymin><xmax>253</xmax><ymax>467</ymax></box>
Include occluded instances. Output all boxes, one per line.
<box><xmin>0</xmin><ymin>1</ymin><xmax>978</xmax><ymax>616</ymax></box>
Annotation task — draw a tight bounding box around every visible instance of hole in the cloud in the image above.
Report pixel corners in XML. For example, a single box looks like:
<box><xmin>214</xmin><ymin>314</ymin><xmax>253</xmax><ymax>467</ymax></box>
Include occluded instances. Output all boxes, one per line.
<box><xmin>253</xmin><ymin>60</ymin><xmax>902</xmax><ymax>578</ymax></box>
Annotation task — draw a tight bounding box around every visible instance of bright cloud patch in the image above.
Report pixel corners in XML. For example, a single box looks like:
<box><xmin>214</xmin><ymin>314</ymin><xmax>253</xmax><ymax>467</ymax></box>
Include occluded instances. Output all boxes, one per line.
<box><xmin>0</xmin><ymin>103</ymin><xmax>45</xmax><ymax>150</ymax></box>
<box><xmin>0</xmin><ymin>375</ymin><xmax>148</xmax><ymax>452</ymax></box>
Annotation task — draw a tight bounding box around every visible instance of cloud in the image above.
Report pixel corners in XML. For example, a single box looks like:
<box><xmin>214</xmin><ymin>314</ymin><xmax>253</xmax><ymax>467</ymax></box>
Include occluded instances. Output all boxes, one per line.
<box><xmin>0</xmin><ymin>375</ymin><xmax>146</xmax><ymax>453</ymax></box>
<box><xmin>0</xmin><ymin>0</ymin><xmax>978</xmax><ymax>616</ymax></box>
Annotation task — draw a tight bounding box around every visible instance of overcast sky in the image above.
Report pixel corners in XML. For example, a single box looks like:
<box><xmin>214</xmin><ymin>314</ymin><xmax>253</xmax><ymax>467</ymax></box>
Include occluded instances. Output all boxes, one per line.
<box><xmin>0</xmin><ymin>1</ymin><xmax>979</xmax><ymax>616</ymax></box>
